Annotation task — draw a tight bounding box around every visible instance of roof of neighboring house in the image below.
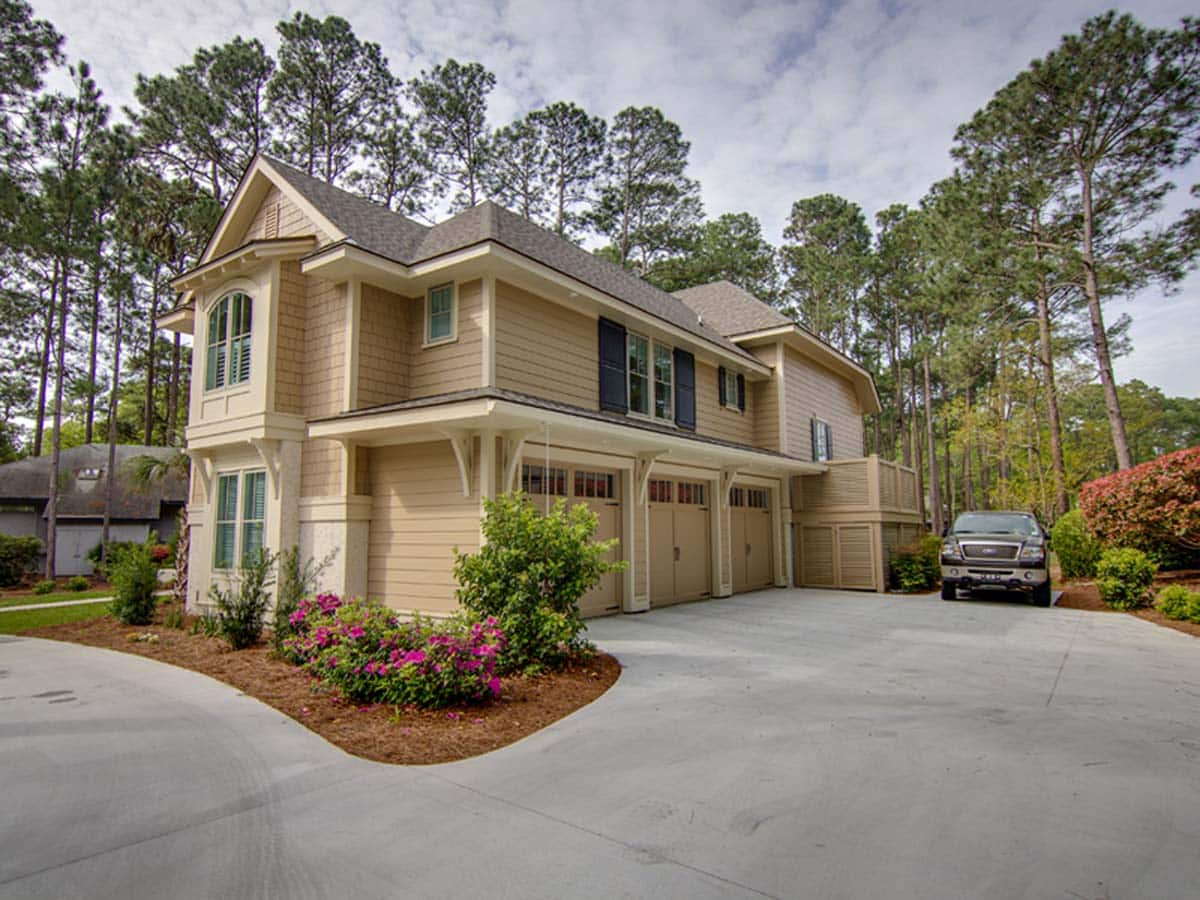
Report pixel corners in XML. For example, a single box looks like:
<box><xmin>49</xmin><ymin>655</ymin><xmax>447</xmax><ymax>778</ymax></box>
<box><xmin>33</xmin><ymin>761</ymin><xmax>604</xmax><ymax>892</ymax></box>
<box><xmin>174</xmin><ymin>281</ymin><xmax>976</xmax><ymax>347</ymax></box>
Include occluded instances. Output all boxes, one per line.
<box><xmin>672</xmin><ymin>280</ymin><xmax>792</xmax><ymax>337</ymax></box>
<box><xmin>259</xmin><ymin>156</ymin><xmax>759</xmax><ymax>364</ymax></box>
<box><xmin>0</xmin><ymin>445</ymin><xmax>188</xmax><ymax>520</ymax></box>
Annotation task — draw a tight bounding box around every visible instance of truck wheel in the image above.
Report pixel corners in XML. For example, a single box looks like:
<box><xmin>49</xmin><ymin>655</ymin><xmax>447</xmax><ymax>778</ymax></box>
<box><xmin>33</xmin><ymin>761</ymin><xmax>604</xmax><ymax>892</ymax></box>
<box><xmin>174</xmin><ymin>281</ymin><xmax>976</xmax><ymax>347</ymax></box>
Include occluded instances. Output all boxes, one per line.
<box><xmin>941</xmin><ymin>582</ymin><xmax>957</xmax><ymax>601</ymax></box>
<box><xmin>1031</xmin><ymin>582</ymin><xmax>1052</xmax><ymax>607</ymax></box>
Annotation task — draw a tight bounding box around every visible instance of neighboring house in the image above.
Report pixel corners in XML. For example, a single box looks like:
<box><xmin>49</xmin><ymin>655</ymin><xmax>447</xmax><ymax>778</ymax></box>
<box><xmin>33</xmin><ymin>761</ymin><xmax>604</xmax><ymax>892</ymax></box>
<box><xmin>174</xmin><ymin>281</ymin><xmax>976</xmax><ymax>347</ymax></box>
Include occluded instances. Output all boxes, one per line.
<box><xmin>161</xmin><ymin>154</ymin><xmax>920</xmax><ymax>617</ymax></box>
<box><xmin>0</xmin><ymin>444</ymin><xmax>187</xmax><ymax>576</ymax></box>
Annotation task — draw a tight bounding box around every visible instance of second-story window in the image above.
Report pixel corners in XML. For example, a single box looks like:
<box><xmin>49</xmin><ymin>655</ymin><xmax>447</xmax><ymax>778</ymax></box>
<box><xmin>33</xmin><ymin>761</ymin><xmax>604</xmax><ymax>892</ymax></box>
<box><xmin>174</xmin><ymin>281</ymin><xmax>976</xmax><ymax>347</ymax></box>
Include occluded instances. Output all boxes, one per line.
<box><xmin>654</xmin><ymin>343</ymin><xmax>673</xmax><ymax>421</ymax></box>
<box><xmin>722</xmin><ymin>369</ymin><xmax>739</xmax><ymax>410</ymax></box>
<box><xmin>425</xmin><ymin>283</ymin><xmax>456</xmax><ymax>344</ymax></box>
<box><xmin>628</xmin><ymin>333</ymin><xmax>649</xmax><ymax>415</ymax></box>
<box><xmin>205</xmin><ymin>292</ymin><xmax>252</xmax><ymax>391</ymax></box>
<box><xmin>812</xmin><ymin>417</ymin><xmax>833</xmax><ymax>462</ymax></box>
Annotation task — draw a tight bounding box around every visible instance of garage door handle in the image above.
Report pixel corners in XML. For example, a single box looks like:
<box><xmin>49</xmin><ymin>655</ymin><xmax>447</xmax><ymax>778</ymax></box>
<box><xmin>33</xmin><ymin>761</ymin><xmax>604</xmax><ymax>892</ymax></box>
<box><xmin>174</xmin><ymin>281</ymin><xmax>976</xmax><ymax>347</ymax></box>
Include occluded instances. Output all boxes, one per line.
<box><xmin>745</xmin><ymin>543</ymin><xmax>751</xmax><ymax>556</ymax></box>
<box><xmin>674</xmin><ymin>546</ymin><xmax>680</xmax><ymax>561</ymax></box>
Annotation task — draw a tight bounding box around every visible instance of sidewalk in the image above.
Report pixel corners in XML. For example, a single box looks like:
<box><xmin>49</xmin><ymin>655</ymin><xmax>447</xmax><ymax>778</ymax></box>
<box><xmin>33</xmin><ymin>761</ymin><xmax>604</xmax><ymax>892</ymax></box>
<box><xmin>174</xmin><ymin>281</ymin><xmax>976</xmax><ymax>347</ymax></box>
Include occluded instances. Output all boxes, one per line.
<box><xmin>0</xmin><ymin>590</ymin><xmax>171</xmax><ymax>614</ymax></box>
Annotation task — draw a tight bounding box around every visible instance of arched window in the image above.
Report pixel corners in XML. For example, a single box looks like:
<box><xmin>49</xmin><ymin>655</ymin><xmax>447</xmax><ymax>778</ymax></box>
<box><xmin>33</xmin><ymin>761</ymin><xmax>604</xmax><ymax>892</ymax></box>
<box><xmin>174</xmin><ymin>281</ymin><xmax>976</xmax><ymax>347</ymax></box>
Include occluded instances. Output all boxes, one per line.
<box><xmin>205</xmin><ymin>292</ymin><xmax>252</xmax><ymax>390</ymax></box>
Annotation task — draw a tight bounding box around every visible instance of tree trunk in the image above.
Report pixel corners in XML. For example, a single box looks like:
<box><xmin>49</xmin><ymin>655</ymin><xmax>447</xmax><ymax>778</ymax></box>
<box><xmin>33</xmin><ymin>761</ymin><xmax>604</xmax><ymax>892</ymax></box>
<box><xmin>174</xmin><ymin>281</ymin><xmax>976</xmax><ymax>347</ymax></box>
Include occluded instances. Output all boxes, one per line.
<box><xmin>910</xmin><ymin>367</ymin><xmax>926</xmax><ymax>527</ymax></box>
<box><xmin>33</xmin><ymin>262</ymin><xmax>59</xmax><ymax>457</ymax></box>
<box><xmin>943</xmin><ymin>415</ymin><xmax>953</xmax><ymax>525</ymax></box>
<box><xmin>45</xmin><ymin>262</ymin><xmax>72</xmax><ymax>578</ymax></box>
<box><xmin>167</xmin><ymin>332</ymin><xmax>181</xmax><ymax>445</ymax></box>
<box><xmin>101</xmin><ymin>282</ymin><xmax>123</xmax><ymax>568</ymax></box>
<box><xmin>1076</xmin><ymin>165</ymin><xmax>1132</xmax><ymax>469</ymax></box>
<box><xmin>1034</xmin><ymin>279</ymin><xmax>1069</xmax><ymax>518</ymax></box>
<box><xmin>923</xmin><ymin>352</ymin><xmax>943</xmax><ymax>536</ymax></box>
<box><xmin>962</xmin><ymin>385</ymin><xmax>974</xmax><ymax>511</ymax></box>
<box><xmin>84</xmin><ymin>246</ymin><xmax>103</xmax><ymax>444</ymax></box>
<box><xmin>997</xmin><ymin>342</ymin><xmax>1009</xmax><ymax>507</ymax></box>
<box><xmin>143</xmin><ymin>267</ymin><xmax>159</xmax><ymax>445</ymax></box>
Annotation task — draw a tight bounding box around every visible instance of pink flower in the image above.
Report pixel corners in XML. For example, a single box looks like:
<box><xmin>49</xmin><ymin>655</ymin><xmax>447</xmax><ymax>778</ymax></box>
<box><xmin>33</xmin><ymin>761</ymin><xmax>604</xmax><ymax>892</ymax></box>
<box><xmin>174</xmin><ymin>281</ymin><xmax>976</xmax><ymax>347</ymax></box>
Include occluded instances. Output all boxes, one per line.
<box><xmin>488</xmin><ymin>677</ymin><xmax>502</xmax><ymax>697</ymax></box>
<box><xmin>446</xmin><ymin>711</ymin><xmax>460</xmax><ymax>720</ymax></box>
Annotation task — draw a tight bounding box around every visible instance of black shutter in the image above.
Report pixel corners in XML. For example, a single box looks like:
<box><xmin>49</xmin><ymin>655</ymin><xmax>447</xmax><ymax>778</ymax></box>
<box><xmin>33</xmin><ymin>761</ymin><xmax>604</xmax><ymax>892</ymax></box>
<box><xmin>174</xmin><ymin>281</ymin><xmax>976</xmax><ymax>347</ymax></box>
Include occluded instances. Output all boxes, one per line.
<box><xmin>811</xmin><ymin>417</ymin><xmax>819</xmax><ymax>461</ymax></box>
<box><xmin>674</xmin><ymin>348</ymin><xmax>695</xmax><ymax>431</ymax></box>
<box><xmin>736</xmin><ymin>373</ymin><xmax>745</xmax><ymax>412</ymax></box>
<box><xmin>598</xmin><ymin>318</ymin><xmax>628</xmax><ymax>413</ymax></box>
<box><xmin>718</xmin><ymin>366</ymin><xmax>727</xmax><ymax>407</ymax></box>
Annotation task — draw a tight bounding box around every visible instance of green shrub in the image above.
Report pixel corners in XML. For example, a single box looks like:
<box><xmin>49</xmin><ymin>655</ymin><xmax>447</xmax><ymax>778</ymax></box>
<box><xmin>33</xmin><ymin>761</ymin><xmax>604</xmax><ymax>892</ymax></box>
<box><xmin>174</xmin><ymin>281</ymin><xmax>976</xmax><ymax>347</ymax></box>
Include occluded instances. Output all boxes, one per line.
<box><xmin>163</xmin><ymin>605</ymin><xmax>186</xmax><ymax>630</ymax></box>
<box><xmin>108</xmin><ymin>541</ymin><xmax>160</xmax><ymax>625</ymax></box>
<box><xmin>1095</xmin><ymin>547</ymin><xmax>1157</xmax><ymax>611</ymax></box>
<box><xmin>453</xmin><ymin>493</ymin><xmax>625</xmax><ymax>673</ymax></box>
<box><xmin>208</xmin><ymin>549</ymin><xmax>277</xmax><ymax>650</ymax></box>
<box><xmin>66</xmin><ymin>575</ymin><xmax>89</xmax><ymax>592</ymax></box>
<box><xmin>1156</xmin><ymin>584</ymin><xmax>1200</xmax><ymax>623</ymax></box>
<box><xmin>1051</xmin><ymin>510</ymin><xmax>1101</xmax><ymax>579</ymax></box>
<box><xmin>891</xmin><ymin>534</ymin><xmax>941</xmax><ymax>592</ymax></box>
<box><xmin>0</xmin><ymin>534</ymin><xmax>41</xmax><ymax>587</ymax></box>
<box><xmin>271</xmin><ymin>545</ymin><xmax>336</xmax><ymax>653</ymax></box>
<box><xmin>32</xmin><ymin>579</ymin><xmax>55</xmax><ymax>595</ymax></box>
<box><xmin>86</xmin><ymin>539</ymin><xmax>139</xmax><ymax>578</ymax></box>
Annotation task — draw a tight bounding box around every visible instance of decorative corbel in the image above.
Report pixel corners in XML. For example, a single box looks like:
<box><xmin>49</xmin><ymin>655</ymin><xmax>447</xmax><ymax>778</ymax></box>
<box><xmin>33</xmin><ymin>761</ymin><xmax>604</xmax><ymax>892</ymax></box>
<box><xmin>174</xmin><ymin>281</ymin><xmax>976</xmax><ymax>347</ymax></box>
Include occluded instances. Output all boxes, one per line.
<box><xmin>501</xmin><ymin>428</ymin><xmax>540</xmax><ymax>494</ymax></box>
<box><xmin>720</xmin><ymin>466</ymin><xmax>742</xmax><ymax>506</ymax></box>
<box><xmin>182</xmin><ymin>448</ymin><xmax>214</xmax><ymax>502</ymax></box>
<box><xmin>249</xmin><ymin>437</ymin><xmax>282</xmax><ymax>500</ymax></box>
<box><xmin>636</xmin><ymin>451</ymin><xmax>666</xmax><ymax>505</ymax></box>
<box><xmin>438</xmin><ymin>429</ymin><xmax>475</xmax><ymax>498</ymax></box>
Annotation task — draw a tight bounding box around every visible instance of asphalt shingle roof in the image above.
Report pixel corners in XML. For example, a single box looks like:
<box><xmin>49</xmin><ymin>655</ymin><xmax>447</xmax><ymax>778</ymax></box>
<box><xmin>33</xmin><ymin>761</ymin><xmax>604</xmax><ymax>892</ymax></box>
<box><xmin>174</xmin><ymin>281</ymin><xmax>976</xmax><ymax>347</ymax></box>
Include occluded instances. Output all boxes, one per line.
<box><xmin>261</xmin><ymin>156</ymin><xmax>760</xmax><ymax>364</ymax></box>
<box><xmin>672</xmin><ymin>280</ymin><xmax>791</xmax><ymax>337</ymax></box>
<box><xmin>0</xmin><ymin>445</ymin><xmax>187</xmax><ymax>520</ymax></box>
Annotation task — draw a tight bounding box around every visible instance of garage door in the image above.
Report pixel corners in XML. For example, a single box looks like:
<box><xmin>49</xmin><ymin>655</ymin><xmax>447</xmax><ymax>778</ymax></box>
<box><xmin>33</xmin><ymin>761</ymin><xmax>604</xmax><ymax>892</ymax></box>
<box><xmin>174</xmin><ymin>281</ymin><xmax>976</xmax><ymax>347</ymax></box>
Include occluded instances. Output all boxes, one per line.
<box><xmin>730</xmin><ymin>486</ymin><xmax>773</xmax><ymax>593</ymax></box>
<box><xmin>649</xmin><ymin>479</ymin><xmax>711</xmax><ymax>607</ymax></box>
<box><xmin>572</xmin><ymin>468</ymin><xmax>623</xmax><ymax>618</ymax></box>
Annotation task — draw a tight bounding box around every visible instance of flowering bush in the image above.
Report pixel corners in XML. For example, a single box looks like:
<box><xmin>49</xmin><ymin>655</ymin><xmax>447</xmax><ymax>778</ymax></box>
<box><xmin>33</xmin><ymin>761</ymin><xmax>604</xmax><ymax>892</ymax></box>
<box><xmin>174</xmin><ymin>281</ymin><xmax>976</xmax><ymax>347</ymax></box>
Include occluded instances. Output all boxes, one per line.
<box><xmin>1079</xmin><ymin>446</ymin><xmax>1200</xmax><ymax>567</ymax></box>
<box><xmin>281</xmin><ymin>594</ymin><xmax>506</xmax><ymax>709</ymax></box>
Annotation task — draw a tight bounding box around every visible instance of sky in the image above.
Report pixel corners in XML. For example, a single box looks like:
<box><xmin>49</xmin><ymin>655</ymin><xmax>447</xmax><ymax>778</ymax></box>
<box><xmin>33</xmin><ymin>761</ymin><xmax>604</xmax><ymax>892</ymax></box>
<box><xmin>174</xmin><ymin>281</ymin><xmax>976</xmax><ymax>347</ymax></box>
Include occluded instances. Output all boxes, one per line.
<box><xmin>29</xmin><ymin>0</ymin><xmax>1200</xmax><ymax>397</ymax></box>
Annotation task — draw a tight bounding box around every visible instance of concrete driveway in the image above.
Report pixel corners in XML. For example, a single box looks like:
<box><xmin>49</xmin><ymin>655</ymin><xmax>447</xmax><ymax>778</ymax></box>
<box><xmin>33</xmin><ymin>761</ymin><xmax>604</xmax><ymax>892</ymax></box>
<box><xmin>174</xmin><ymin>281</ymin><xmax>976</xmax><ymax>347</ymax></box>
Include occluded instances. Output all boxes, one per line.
<box><xmin>2</xmin><ymin>589</ymin><xmax>1199</xmax><ymax>899</ymax></box>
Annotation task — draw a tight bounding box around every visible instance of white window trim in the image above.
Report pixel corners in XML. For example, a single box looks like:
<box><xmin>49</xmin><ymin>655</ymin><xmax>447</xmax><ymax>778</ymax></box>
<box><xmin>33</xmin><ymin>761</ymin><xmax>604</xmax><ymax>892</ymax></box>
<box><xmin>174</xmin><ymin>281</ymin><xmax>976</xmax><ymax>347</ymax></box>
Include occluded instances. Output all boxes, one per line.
<box><xmin>813</xmin><ymin>417</ymin><xmax>833</xmax><ymax>462</ymax></box>
<box><xmin>627</xmin><ymin>331</ymin><xmax>676</xmax><ymax>426</ymax></box>
<box><xmin>423</xmin><ymin>282</ymin><xmax>458</xmax><ymax>347</ymax></box>
<box><xmin>204</xmin><ymin>290</ymin><xmax>253</xmax><ymax>395</ymax></box>
<box><xmin>212</xmin><ymin>467</ymin><xmax>267</xmax><ymax>571</ymax></box>
<box><xmin>722</xmin><ymin>368</ymin><xmax>741</xmax><ymax>413</ymax></box>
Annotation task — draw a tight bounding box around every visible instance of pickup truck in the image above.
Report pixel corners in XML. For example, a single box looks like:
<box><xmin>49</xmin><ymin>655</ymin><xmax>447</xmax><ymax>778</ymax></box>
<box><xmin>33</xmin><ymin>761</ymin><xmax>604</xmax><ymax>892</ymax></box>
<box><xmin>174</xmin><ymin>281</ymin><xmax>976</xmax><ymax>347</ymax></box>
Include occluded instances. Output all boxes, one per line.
<box><xmin>940</xmin><ymin>511</ymin><xmax>1051</xmax><ymax>606</ymax></box>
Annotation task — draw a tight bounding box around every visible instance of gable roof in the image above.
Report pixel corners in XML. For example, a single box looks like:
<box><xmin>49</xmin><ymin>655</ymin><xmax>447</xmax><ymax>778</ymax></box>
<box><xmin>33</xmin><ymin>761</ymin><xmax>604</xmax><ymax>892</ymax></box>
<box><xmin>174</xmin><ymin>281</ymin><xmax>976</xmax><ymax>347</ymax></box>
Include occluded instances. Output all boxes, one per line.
<box><xmin>672</xmin><ymin>280</ymin><xmax>791</xmax><ymax>337</ymax></box>
<box><xmin>256</xmin><ymin>155</ymin><xmax>759</xmax><ymax>364</ymax></box>
<box><xmin>0</xmin><ymin>445</ymin><xmax>188</xmax><ymax>520</ymax></box>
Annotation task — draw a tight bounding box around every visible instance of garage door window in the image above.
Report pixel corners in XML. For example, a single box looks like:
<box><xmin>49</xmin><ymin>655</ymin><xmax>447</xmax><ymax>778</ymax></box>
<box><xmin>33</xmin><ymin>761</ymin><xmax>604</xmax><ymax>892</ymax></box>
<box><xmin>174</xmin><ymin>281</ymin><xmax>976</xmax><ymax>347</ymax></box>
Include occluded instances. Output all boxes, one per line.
<box><xmin>647</xmin><ymin>479</ymin><xmax>673</xmax><ymax>503</ymax></box>
<box><xmin>574</xmin><ymin>470</ymin><xmax>615</xmax><ymax>499</ymax></box>
<box><xmin>522</xmin><ymin>464</ymin><xmax>567</xmax><ymax>496</ymax></box>
<box><xmin>677</xmin><ymin>482</ymin><xmax>707</xmax><ymax>505</ymax></box>
<box><xmin>730</xmin><ymin>487</ymin><xmax>769</xmax><ymax>508</ymax></box>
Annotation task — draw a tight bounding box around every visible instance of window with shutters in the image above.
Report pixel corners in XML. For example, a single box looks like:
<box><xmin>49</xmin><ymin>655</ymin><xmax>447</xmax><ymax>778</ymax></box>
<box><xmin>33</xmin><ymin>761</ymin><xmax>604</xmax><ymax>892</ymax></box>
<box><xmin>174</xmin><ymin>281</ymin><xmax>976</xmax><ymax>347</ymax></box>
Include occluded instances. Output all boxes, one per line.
<box><xmin>812</xmin><ymin>418</ymin><xmax>833</xmax><ymax>462</ymax></box>
<box><xmin>213</xmin><ymin>469</ymin><xmax>266</xmax><ymax>569</ymax></box>
<box><xmin>722</xmin><ymin>369</ymin><xmax>739</xmax><ymax>410</ymax></box>
<box><xmin>425</xmin><ymin>283</ymin><xmax>456</xmax><ymax>345</ymax></box>
<box><xmin>205</xmin><ymin>292</ymin><xmax>252</xmax><ymax>391</ymax></box>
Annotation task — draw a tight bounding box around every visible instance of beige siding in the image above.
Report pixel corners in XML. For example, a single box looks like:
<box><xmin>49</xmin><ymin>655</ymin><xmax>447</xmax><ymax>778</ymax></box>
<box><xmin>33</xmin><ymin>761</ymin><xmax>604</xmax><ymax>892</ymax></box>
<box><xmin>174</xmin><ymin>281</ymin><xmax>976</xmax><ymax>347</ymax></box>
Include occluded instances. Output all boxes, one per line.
<box><xmin>407</xmin><ymin>279</ymin><xmax>483</xmax><ymax>397</ymax></box>
<box><xmin>800</xmin><ymin>526</ymin><xmax>835</xmax><ymax>586</ymax></box>
<box><xmin>275</xmin><ymin>261</ymin><xmax>306</xmax><ymax>415</ymax></box>
<box><xmin>695</xmin><ymin>360</ymin><xmax>755</xmax><ymax>446</ymax></box>
<box><xmin>751</xmin><ymin>379</ymin><xmax>780</xmax><ymax>452</ymax></box>
<box><xmin>802</xmin><ymin>461</ymin><xmax>870</xmax><ymax>509</ymax></box>
<box><xmin>301</xmin><ymin>278</ymin><xmax>347</xmax><ymax>497</ymax></box>
<box><xmin>494</xmin><ymin>282</ymin><xmax>598</xmax><ymax>408</ymax></box>
<box><xmin>241</xmin><ymin>185</ymin><xmax>330</xmax><ymax>245</ymax></box>
<box><xmin>357</xmin><ymin>284</ymin><xmax>409</xmax><ymax>408</ymax></box>
<box><xmin>367</xmin><ymin>440</ymin><xmax>480</xmax><ymax>613</ymax></box>
<box><xmin>783</xmin><ymin>347</ymin><xmax>863</xmax><ymax>460</ymax></box>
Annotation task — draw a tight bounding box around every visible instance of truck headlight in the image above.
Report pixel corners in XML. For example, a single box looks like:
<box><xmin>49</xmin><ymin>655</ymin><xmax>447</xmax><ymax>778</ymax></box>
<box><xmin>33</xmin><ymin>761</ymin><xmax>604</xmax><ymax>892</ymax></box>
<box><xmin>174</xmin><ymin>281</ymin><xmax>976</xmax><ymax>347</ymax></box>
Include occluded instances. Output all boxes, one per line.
<box><xmin>1020</xmin><ymin>544</ymin><xmax>1045</xmax><ymax>562</ymax></box>
<box><xmin>942</xmin><ymin>540</ymin><xmax>962</xmax><ymax>561</ymax></box>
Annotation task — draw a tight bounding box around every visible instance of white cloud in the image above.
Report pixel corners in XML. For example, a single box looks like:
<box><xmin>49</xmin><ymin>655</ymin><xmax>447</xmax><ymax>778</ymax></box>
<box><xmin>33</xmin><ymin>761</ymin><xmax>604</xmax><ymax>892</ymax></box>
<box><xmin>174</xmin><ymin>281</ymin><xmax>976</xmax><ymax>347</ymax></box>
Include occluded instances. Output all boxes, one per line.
<box><xmin>28</xmin><ymin>0</ymin><xmax>1200</xmax><ymax>397</ymax></box>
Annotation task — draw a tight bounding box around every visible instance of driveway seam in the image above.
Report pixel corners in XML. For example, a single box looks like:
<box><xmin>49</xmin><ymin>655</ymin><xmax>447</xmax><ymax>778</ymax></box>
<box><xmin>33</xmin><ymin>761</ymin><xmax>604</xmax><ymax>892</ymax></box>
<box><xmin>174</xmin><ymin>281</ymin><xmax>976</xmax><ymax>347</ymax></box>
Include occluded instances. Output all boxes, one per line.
<box><xmin>422</xmin><ymin>771</ymin><xmax>782</xmax><ymax>899</ymax></box>
<box><xmin>1045</xmin><ymin>611</ymin><xmax>1085</xmax><ymax>707</ymax></box>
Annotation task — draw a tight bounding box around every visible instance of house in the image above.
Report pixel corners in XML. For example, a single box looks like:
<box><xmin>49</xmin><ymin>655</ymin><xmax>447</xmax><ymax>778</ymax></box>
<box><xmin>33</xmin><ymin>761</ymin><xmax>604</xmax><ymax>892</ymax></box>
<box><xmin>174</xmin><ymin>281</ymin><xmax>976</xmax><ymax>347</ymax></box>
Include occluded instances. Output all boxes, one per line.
<box><xmin>0</xmin><ymin>444</ymin><xmax>187</xmax><ymax>576</ymax></box>
<box><xmin>161</xmin><ymin>155</ymin><xmax>921</xmax><ymax>617</ymax></box>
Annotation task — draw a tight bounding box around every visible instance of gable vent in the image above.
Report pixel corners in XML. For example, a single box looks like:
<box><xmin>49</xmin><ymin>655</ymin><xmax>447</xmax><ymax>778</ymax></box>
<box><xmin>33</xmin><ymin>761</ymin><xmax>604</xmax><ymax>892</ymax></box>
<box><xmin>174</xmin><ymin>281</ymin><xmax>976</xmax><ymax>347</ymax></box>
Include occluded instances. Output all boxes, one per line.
<box><xmin>264</xmin><ymin>203</ymin><xmax>280</xmax><ymax>239</ymax></box>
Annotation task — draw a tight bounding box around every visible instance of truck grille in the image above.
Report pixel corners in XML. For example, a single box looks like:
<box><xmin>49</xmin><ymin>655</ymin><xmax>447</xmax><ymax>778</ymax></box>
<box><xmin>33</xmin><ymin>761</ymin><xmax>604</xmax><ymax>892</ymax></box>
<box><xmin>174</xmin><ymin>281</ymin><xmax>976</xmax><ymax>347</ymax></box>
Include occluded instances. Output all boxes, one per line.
<box><xmin>961</xmin><ymin>542</ymin><xmax>1019</xmax><ymax>561</ymax></box>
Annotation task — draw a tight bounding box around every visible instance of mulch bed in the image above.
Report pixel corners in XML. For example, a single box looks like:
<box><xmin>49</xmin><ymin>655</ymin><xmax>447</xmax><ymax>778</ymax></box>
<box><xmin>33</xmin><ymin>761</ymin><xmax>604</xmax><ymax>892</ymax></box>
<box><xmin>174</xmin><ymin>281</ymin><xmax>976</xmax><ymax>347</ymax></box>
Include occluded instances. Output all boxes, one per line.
<box><xmin>1058</xmin><ymin>571</ymin><xmax>1200</xmax><ymax>640</ymax></box>
<box><xmin>24</xmin><ymin>602</ymin><xmax>621</xmax><ymax>765</ymax></box>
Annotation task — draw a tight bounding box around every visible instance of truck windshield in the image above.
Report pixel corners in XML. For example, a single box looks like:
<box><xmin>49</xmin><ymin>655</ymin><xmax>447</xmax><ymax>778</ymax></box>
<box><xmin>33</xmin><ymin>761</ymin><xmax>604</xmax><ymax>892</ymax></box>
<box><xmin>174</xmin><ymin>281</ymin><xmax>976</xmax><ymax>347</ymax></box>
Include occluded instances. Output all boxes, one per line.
<box><xmin>951</xmin><ymin>513</ymin><xmax>1040</xmax><ymax>536</ymax></box>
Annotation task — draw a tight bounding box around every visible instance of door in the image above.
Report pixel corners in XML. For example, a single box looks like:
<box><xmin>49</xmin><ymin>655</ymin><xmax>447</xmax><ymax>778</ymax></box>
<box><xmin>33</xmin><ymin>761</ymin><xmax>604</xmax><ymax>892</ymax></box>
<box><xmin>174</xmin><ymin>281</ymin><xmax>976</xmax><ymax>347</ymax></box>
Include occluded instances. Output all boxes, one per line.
<box><xmin>730</xmin><ymin>486</ymin><xmax>773</xmax><ymax>593</ymax></box>
<box><xmin>649</xmin><ymin>479</ymin><xmax>712</xmax><ymax>607</ymax></box>
<box><xmin>573</xmin><ymin>468</ymin><xmax>622</xmax><ymax>618</ymax></box>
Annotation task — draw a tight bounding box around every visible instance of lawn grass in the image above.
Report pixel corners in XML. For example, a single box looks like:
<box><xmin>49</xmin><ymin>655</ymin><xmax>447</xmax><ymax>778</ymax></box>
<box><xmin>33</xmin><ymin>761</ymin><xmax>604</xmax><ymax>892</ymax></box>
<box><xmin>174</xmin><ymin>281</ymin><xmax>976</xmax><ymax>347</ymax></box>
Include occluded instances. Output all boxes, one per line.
<box><xmin>0</xmin><ymin>589</ymin><xmax>112</xmax><ymax>609</ymax></box>
<box><xmin>0</xmin><ymin>600</ymin><xmax>112</xmax><ymax>634</ymax></box>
